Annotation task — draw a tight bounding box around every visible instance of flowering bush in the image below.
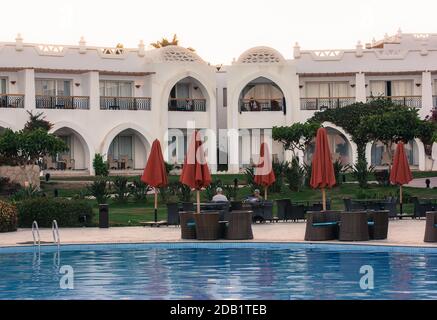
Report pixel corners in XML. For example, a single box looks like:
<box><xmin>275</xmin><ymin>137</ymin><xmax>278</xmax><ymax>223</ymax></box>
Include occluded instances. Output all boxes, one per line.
<box><xmin>0</xmin><ymin>200</ymin><xmax>18</xmax><ymax>232</ymax></box>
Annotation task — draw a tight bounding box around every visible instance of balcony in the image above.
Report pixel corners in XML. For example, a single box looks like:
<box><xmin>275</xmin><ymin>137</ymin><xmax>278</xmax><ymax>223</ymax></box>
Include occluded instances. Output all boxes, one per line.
<box><xmin>240</xmin><ymin>99</ymin><xmax>284</xmax><ymax>112</ymax></box>
<box><xmin>100</xmin><ymin>97</ymin><xmax>151</xmax><ymax>110</ymax></box>
<box><xmin>300</xmin><ymin>97</ymin><xmax>355</xmax><ymax>110</ymax></box>
<box><xmin>0</xmin><ymin>94</ymin><xmax>25</xmax><ymax>108</ymax></box>
<box><xmin>367</xmin><ymin>96</ymin><xmax>422</xmax><ymax>108</ymax></box>
<box><xmin>168</xmin><ymin>98</ymin><xmax>206</xmax><ymax>112</ymax></box>
<box><xmin>36</xmin><ymin>96</ymin><xmax>89</xmax><ymax>110</ymax></box>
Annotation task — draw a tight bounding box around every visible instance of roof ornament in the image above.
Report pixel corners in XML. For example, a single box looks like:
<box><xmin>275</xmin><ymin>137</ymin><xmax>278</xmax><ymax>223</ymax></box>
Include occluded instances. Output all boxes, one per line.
<box><xmin>79</xmin><ymin>36</ymin><xmax>86</xmax><ymax>54</ymax></box>
<box><xmin>293</xmin><ymin>42</ymin><xmax>301</xmax><ymax>59</ymax></box>
<box><xmin>356</xmin><ymin>40</ymin><xmax>363</xmax><ymax>57</ymax></box>
<box><xmin>138</xmin><ymin>40</ymin><xmax>145</xmax><ymax>57</ymax></box>
<box><xmin>15</xmin><ymin>33</ymin><xmax>23</xmax><ymax>51</ymax></box>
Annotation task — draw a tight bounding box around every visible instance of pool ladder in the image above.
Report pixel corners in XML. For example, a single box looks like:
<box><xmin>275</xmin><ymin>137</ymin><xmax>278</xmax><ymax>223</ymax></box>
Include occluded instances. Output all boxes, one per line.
<box><xmin>31</xmin><ymin>220</ymin><xmax>61</xmax><ymax>249</ymax></box>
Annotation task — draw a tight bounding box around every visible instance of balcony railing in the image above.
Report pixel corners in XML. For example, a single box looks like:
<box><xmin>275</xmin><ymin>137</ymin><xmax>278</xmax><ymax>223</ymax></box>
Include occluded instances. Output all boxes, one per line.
<box><xmin>240</xmin><ymin>98</ymin><xmax>284</xmax><ymax>112</ymax></box>
<box><xmin>100</xmin><ymin>96</ymin><xmax>151</xmax><ymax>110</ymax></box>
<box><xmin>36</xmin><ymin>95</ymin><xmax>89</xmax><ymax>109</ymax></box>
<box><xmin>0</xmin><ymin>94</ymin><xmax>25</xmax><ymax>108</ymax></box>
<box><xmin>300</xmin><ymin>97</ymin><xmax>355</xmax><ymax>110</ymax></box>
<box><xmin>168</xmin><ymin>98</ymin><xmax>206</xmax><ymax>112</ymax></box>
<box><xmin>367</xmin><ymin>96</ymin><xmax>422</xmax><ymax>108</ymax></box>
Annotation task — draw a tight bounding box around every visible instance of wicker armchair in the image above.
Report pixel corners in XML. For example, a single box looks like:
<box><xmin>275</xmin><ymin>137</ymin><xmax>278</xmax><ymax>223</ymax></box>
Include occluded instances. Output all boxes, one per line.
<box><xmin>276</xmin><ymin>199</ymin><xmax>290</xmax><ymax>221</ymax></box>
<box><xmin>166</xmin><ymin>203</ymin><xmax>180</xmax><ymax>226</ymax></box>
<box><xmin>367</xmin><ymin>210</ymin><xmax>389</xmax><ymax>240</ymax></box>
<box><xmin>304</xmin><ymin>211</ymin><xmax>341</xmax><ymax>241</ymax></box>
<box><xmin>289</xmin><ymin>203</ymin><xmax>306</xmax><ymax>221</ymax></box>
<box><xmin>339</xmin><ymin>211</ymin><xmax>369</xmax><ymax>241</ymax></box>
<box><xmin>194</xmin><ymin>212</ymin><xmax>220</xmax><ymax>240</ymax></box>
<box><xmin>182</xmin><ymin>202</ymin><xmax>195</xmax><ymax>212</ymax></box>
<box><xmin>179</xmin><ymin>211</ymin><xmax>196</xmax><ymax>239</ymax></box>
<box><xmin>230</xmin><ymin>200</ymin><xmax>243</xmax><ymax>211</ymax></box>
<box><xmin>225</xmin><ymin>210</ymin><xmax>253</xmax><ymax>240</ymax></box>
<box><xmin>424</xmin><ymin>211</ymin><xmax>437</xmax><ymax>242</ymax></box>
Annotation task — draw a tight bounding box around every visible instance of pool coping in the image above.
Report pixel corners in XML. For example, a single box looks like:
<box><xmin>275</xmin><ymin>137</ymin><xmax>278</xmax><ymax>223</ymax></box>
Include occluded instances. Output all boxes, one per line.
<box><xmin>1</xmin><ymin>241</ymin><xmax>437</xmax><ymax>254</ymax></box>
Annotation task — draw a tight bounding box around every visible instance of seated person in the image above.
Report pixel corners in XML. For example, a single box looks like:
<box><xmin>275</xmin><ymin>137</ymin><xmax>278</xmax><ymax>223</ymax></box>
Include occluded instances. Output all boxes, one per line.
<box><xmin>212</xmin><ymin>187</ymin><xmax>228</xmax><ymax>202</ymax></box>
<box><xmin>245</xmin><ymin>189</ymin><xmax>263</xmax><ymax>203</ymax></box>
<box><xmin>248</xmin><ymin>97</ymin><xmax>260</xmax><ymax>111</ymax></box>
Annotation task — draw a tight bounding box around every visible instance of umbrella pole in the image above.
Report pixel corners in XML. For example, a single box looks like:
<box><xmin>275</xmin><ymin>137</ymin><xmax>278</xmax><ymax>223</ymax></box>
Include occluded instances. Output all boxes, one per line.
<box><xmin>399</xmin><ymin>185</ymin><xmax>403</xmax><ymax>216</ymax></box>
<box><xmin>196</xmin><ymin>190</ymin><xmax>200</xmax><ymax>214</ymax></box>
<box><xmin>322</xmin><ymin>188</ymin><xmax>326</xmax><ymax>211</ymax></box>
<box><xmin>154</xmin><ymin>188</ymin><xmax>158</xmax><ymax>223</ymax></box>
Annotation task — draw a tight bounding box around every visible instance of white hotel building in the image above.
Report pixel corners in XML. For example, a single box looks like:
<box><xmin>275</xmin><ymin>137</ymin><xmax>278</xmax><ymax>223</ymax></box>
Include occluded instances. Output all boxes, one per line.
<box><xmin>1</xmin><ymin>31</ymin><xmax>437</xmax><ymax>176</ymax></box>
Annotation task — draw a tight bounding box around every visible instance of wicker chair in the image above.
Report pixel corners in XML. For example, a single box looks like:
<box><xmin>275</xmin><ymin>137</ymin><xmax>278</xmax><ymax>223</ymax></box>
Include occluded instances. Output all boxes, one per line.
<box><xmin>339</xmin><ymin>211</ymin><xmax>369</xmax><ymax>241</ymax></box>
<box><xmin>230</xmin><ymin>200</ymin><xmax>243</xmax><ymax>211</ymax></box>
<box><xmin>276</xmin><ymin>199</ymin><xmax>290</xmax><ymax>221</ymax></box>
<box><xmin>304</xmin><ymin>211</ymin><xmax>341</xmax><ymax>241</ymax></box>
<box><xmin>179</xmin><ymin>211</ymin><xmax>196</xmax><ymax>239</ymax></box>
<box><xmin>289</xmin><ymin>204</ymin><xmax>306</xmax><ymax>222</ymax></box>
<box><xmin>262</xmin><ymin>201</ymin><xmax>274</xmax><ymax>222</ymax></box>
<box><xmin>194</xmin><ymin>212</ymin><xmax>220</xmax><ymax>240</ymax></box>
<box><xmin>182</xmin><ymin>202</ymin><xmax>195</xmax><ymax>212</ymax></box>
<box><xmin>250</xmin><ymin>202</ymin><xmax>265</xmax><ymax>223</ymax></box>
<box><xmin>166</xmin><ymin>203</ymin><xmax>180</xmax><ymax>226</ymax></box>
<box><xmin>225</xmin><ymin>210</ymin><xmax>253</xmax><ymax>240</ymax></box>
<box><xmin>413</xmin><ymin>198</ymin><xmax>435</xmax><ymax>219</ymax></box>
<box><xmin>367</xmin><ymin>210</ymin><xmax>389</xmax><ymax>240</ymax></box>
<box><xmin>424</xmin><ymin>211</ymin><xmax>437</xmax><ymax>243</ymax></box>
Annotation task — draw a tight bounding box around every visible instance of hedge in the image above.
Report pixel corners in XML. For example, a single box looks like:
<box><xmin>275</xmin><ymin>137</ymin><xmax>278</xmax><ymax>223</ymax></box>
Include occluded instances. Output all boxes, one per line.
<box><xmin>17</xmin><ymin>198</ymin><xmax>94</xmax><ymax>228</ymax></box>
<box><xmin>0</xmin><ymin>200</ymin><xmax>18</xmax><ymax>232</ymax></box>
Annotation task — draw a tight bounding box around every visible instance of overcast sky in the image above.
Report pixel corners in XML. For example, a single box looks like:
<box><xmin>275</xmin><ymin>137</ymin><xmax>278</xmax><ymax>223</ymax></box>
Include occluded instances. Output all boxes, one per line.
<box><xmin>1</xmin><ymin>0</ymin><xmax>436</xmax><ymax>64</ymax></box>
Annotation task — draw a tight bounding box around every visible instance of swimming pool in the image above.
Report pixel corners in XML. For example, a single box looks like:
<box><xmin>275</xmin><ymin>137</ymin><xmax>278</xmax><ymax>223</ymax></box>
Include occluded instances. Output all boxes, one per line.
<box><xmin>1</xmin><ymin>243</ymin><xmax>437</xmax><ymax>300</ymax></box>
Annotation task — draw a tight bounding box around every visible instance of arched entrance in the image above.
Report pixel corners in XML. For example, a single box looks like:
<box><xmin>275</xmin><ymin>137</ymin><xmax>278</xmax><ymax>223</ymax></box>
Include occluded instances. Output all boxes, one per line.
<box><xmin>371</xmin><ymin>140</ymin><xmax>419</xmax><ymax>169</ymax></box>
<box><xmin>239</xmin><ymin>77</ymin><xmax>285</xmax><ymax>112</ymax></box>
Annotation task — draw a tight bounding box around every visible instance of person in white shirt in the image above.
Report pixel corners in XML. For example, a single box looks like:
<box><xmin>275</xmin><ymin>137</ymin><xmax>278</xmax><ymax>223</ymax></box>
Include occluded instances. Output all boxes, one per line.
<box><xmin>212</xmin><ymin>187</ymin><xmax>228</xmax><ymax>202</ymax></box>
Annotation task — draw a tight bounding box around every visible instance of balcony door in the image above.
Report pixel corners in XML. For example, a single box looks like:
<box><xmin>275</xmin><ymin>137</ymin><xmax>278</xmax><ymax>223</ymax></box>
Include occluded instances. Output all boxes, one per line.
<box><xmin>369</xmin><ymin>80</ymin><xmax>413</xmax><ymax>97</ymax></box>
<box><xmin>35</xmin><ymin>79</ymin><xmax>71</xmax><ymax>96</ymax></box>
<box><xmin>305</xmin><ymin>82</ymin><xmax>349</xmax><ymax>98</ymax></box>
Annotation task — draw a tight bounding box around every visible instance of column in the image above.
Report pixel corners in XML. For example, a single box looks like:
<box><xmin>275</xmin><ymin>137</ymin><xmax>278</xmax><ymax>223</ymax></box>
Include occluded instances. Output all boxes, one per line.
<box><xmin>421</xmin><ymin>71</ymin><xmax>433</xmax><ymax>119</ymax></box>
<box><xmin>18</xmin><ymin>68</ymin><xmax>35</xmax><ymax>110</ymax></box>
<box><xmin>355</xmin><ymin>72</ymin><xmax>366</xmax><ymax>103</ymax></box>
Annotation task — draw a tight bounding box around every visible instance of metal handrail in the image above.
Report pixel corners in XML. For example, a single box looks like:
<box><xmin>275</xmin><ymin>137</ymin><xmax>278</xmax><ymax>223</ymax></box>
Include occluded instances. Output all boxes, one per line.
<box><xmin>52</xmin><ymin>220</ymin><xmax>60</xmax><ymax>249</ymax></box>
<box><xmin>32</xmin><ymin>221</ymin><xmax>40</xmax><ymax>248</ymax></box>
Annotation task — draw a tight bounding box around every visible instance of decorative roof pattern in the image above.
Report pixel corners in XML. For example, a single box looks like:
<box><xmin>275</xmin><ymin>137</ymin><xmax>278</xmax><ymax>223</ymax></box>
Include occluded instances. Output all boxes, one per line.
<box><xmin>237</xmin><ymin>47</ymin><xmax>285</xmax><ymax>64</ymax></box>
<box><xmin>157</xmin><ymin>45</ymin><xmax>204</xmax><ymax>63</ymax></box>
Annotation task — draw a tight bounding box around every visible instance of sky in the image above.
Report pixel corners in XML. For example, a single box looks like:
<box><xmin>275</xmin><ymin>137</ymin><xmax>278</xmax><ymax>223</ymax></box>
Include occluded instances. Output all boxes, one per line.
<box><xmin>1</xmin><ymin>0</ymin><xmax>437</xmax><ymax>65</ymax></box>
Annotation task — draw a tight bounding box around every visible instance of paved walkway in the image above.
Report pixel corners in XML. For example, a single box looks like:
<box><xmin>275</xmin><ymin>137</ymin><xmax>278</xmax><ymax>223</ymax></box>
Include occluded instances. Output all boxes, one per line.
<box><xmin>0</xmin><ymin>219</ymin><xmax>434</xmax><ymax>248</ymax></box>
<box><xmin>407</xmin><ymin>177</ymin><xmax>437</xmax><ymax>188</ymax></box>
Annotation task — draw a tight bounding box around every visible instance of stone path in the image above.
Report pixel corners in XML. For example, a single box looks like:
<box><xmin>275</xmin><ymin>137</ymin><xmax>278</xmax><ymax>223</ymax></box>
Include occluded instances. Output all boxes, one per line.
<box><xmin>0</xmin><ymin>219</ymin><xmax>434</xmax><ymax>248</ymax></box>
<box><xmin>407</xmin><ymin>177</ymin><xmax>437</xmax><ymax>189</ymax></box>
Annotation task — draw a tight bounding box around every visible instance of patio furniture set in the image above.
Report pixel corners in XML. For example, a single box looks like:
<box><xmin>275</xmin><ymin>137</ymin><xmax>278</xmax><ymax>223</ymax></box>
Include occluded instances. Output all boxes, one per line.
<box><xmin>276</xmin><ymin>199</ymin><xmax>331</xmax><ymax>222</ymax></box>
<box><xmin>305</xmin><ymin>210</ymin><xmax>389</xmax><ymax>241</ymax></box>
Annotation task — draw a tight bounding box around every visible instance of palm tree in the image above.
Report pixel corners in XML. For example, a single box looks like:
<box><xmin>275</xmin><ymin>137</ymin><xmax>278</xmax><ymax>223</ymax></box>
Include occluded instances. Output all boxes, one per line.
<box><xmin>150</xmin><ymin>34</ymin><xmax>179</xmax><ymax>48</ymax></box>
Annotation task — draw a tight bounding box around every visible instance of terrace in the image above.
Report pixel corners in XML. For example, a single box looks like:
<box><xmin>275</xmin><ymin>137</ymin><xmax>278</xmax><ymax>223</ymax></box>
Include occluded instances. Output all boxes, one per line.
<box><xmin>35</xmin><ymin>95</ymin><xmax>89</xmax><ymax>110</ymax></box>
<box><xmin>0</xmin><ymin>94</ymin><xmax>25</xmax><ymax>108</ymax></box>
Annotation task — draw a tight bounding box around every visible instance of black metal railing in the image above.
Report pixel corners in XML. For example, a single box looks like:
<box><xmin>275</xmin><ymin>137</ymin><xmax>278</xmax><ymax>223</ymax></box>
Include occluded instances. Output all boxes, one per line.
<box><xmin>100</xmin><ymin>96</ymin><xmax>151</xmax><ymax>110</ymax></box>
<box><xmin>0</xmin><ymin>94</ymin><xmax>25</xmax><ymax>108</ymax></box>
<box><xmin>239</xmin><ymin>98</ymin><xmax>284</xmax><ymax>112</ymax></box>
<box><xmin>36</xmin><ymin>96</ymin><xmax>89</xmax><ymax>109</ymax></box>
<box><xmin>300</xmin><ymin>97</ymin><xmax>355</xmax><ymax>110</ymax></box>
<box><xmin>168</xmin><ymin>98</ymin><xmax>206</xmax><ymax>111</ymax></box>
<box><xmin>367</xmin><ymin>96</ymin><xmax>422</xmax><ymax>108</ymax></box>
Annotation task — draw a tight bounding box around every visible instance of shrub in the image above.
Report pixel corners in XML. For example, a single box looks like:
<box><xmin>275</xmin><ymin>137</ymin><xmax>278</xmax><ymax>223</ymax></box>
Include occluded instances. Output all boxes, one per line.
<box><xmin>0</xmin><ymin>200</ymin><xmax>18</xmax><ymax>232</ymax></box>
<box><xmin>87</xmin><ymin>179</ymin><xmax>109</xmax><ymax>204</ymax></box>
<box><xmin>302</xmin><ymin>162</ymin><xmax>312</xmax><ymax>188</ymax></box>
<box><xmin>285</xmin><ymin>159</ymin><xmax>305</xmax><ymax>192</ymax></box>
<box><xmin>113</xmin><ymin>176</ymin><xmax>129</xmax><ymax>203</ymax></box>
<box><xmin>351</xmin><ymin>160</ymin><xmax>374</xmax><ymax>188</ymax></box>
<box><xmin>244</xmin><ymin>167</ymin><xmax>261</xmax><ymax>193</ymax></box>
<box><xmin>93</xmin><ymin>153</ymin><xmax>109</xmax><ymax>176</ymax></box>
<box><xmin>333</xmin><ymin>160</ymin><xmax>348</xmax><ymax>186</ymax></box>
<box><xmin>270</xmin><ymin>161</ymin><xmax>288</xmax><ymax>193</ymax></box>
<box><xmin>17</xmin><ymin>198</ymin><xmax>93</xmax><ymax>228</ymax></box>
<box><xmin>0</xmin><ymin>177</ymin><xmax>21</xmax><ymax>196</ymax></box>
<box><xmin>223</xmin><ymin>184</ymin><xmax>238</xmax><ymax>200</ymax></box>
<box><xmin>170</xmin><ymin>182</ymin><xmax>192</xmax><ymax>202</ymax></box>
<box><xmin>10</xmin><ymin>185</ymin><xmax>42</xmax><ymax>202</ymax></box>
<box><xmin>374</xmin><ymin>170</ymin><xmax>390</xmax><ymax>186</ymax></box>
<box><xmin>204</xmin><ymin>180</ymin><xmax>223</xmax><ymax>201</ymax></box>
<box><xmin>129</xmin><ymin>177</ymin><xmax>150</xmax><ymax>202</ymax></box>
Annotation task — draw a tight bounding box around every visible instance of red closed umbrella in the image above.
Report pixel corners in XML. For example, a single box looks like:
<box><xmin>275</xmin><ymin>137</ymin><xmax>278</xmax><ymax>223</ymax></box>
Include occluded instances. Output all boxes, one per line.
<box><xmin>254</xmin><ymin>142</ymin><xmax>276</xmax><ymax>200</ymax></box>
<box><xmin>390</xmin><ymin>142</ymin><xmax>413</xmax><ymax>214</ymax></box>
<box><xmin>310</xmin><ymin>128</ymin><xmax>336</xmax><ymax>211</ymax></box>
<box><xmin>141</xmin><ymin>139</ymin><xmax>168</xmax><ymax>224</ymax></box>
<box><xmin>180</xmin><ymin>131</ymin><xmax>212</xmax><ymax>213</ymax></box>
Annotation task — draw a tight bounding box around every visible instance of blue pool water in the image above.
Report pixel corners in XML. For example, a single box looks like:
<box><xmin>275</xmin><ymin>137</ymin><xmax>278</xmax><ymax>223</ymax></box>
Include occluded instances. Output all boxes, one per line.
<box><xmin>1</xmin><ymin>243</ymin><xmax>437</xmax><ymax>300</ymax></box>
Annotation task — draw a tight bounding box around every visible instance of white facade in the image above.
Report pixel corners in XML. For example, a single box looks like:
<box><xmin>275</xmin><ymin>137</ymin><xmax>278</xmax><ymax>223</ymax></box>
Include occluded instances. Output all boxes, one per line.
<box><xmin>1</xmin><ymin>32</ymin><xmax>437</xmax><ymax>175</ymax></box>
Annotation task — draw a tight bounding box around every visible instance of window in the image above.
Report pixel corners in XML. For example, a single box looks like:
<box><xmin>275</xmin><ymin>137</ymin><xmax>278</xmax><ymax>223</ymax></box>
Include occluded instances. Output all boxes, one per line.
<box><xmin>35</xmin><ymin>79</ymin><xmax>71</xmax><ymax>96</ymax></box>
<box><xmin>305</xmin><ymin>82</ymin><xmax>349</xmax><ymax>98</ymax></box>
<box><xmin>108</xmin><ymin>135</ymin><xmax>133</xmax><ymax>160</ymax></box>
<box><xmin>0</xmin><ymin>78</ymin><xmax>6</xmax><ymax>94</ymax></box>
<box><xmin>99</xmin><ymin>80</ymin><xmax>133</xmax><ymax>97</ymax></box>
<box><xmin>223</xmin><ymin>88</ymin><xmax>227</xmax><ymax>107</ymax></box>
<box><xmin>369</xmin><ymin>80</ymin><xmax>413</xmax><ymax>97</ymax></box>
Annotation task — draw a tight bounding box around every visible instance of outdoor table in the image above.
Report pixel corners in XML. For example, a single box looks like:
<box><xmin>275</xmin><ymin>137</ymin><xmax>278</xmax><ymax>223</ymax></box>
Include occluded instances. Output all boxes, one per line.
<box><xmin>339</xmin><ymin>211</ymin><xmax>369</xmax><ymax>241</ymax></box>
<box><xmin>194</xmin><ymin>212</ymin><xmax>220</xmax><ymax>240</ymax></box>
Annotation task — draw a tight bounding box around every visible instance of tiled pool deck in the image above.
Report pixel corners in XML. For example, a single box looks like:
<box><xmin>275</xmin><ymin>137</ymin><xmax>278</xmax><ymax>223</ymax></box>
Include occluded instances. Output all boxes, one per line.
<box><xmin>0</xmin><ymin>219</ymin><xmax>435</xmax><ymax>248</ymax></box>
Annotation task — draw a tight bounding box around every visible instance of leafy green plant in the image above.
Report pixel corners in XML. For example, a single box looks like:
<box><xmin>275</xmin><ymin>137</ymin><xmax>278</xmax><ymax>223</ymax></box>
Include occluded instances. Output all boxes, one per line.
<box><xmin>285</xmin><ymin>158</ymin><xmax>305</xmax><ymax>191</ymax></box>
<box><xmin>244</xmin><ymin>167</ymin><xmax>260</xmax><ymax>193</ymax></box>
<box><xmin>204</xmin><ymin>180</ymin><xmax>223</xmax><ymax>201</ymax></box>
<box><xmin>129</xmin><ymin>177</ymin><xmax>150</xmax><ymax>202</ymax></box>
<box><xmin>0</xmin><ymin>200</ymin><xmax>18</xmax><ymax>232</ymax></box>
<box><xmin>223</xmin><ymin>184</ymin><xmax>238</xmax><ymax>200</ymax></box>
<box><xmin>351</xmin><ymin>160</ymin><xmax>374</xmax><ymax>189</ymax></box>
<box><xmin>93</xmin><ymin>153</ymin><xmax>109</xmax><ymax>177</ymax></box>
<box><xmin>113</xmin><ymin>176</ymin><xmax>129</xmax><ymax>203</ymax></box>
<box><xmin>303</xmin><ymin>162</ymin><xmax>312</xmax><ymax>187</ymax></box>
<box><xmin>10</xmin><ymin>185</ymin><xmax>42</xmax><ymax>202</ymax></box>
<box><xmin>87</xmin><ymin>179</ymin><xmax>109</xmax><ymax>204</ymax></box>
<box><xmin>374</xmin><ymin>170</ymin><xmax>390</xmax><ymax>186</ymax></box>
<box><xmin>169</xmin><ymin>182</ymin><xmax>192</xmax><ymax>202</ymax></box>
<box><xmin>17</xmin><ymin>198</ymin><xmax>93</xmax><ymax>228</ymax></box>
<box><xmin>270</xmin><ymin>161</ymin><xmax>287</xmax><ymax>193</ymax></box>
<box><xmin>333</xmin><ymin>160</ymin><xmax>348</xmax><ymax>186</ymax></box>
